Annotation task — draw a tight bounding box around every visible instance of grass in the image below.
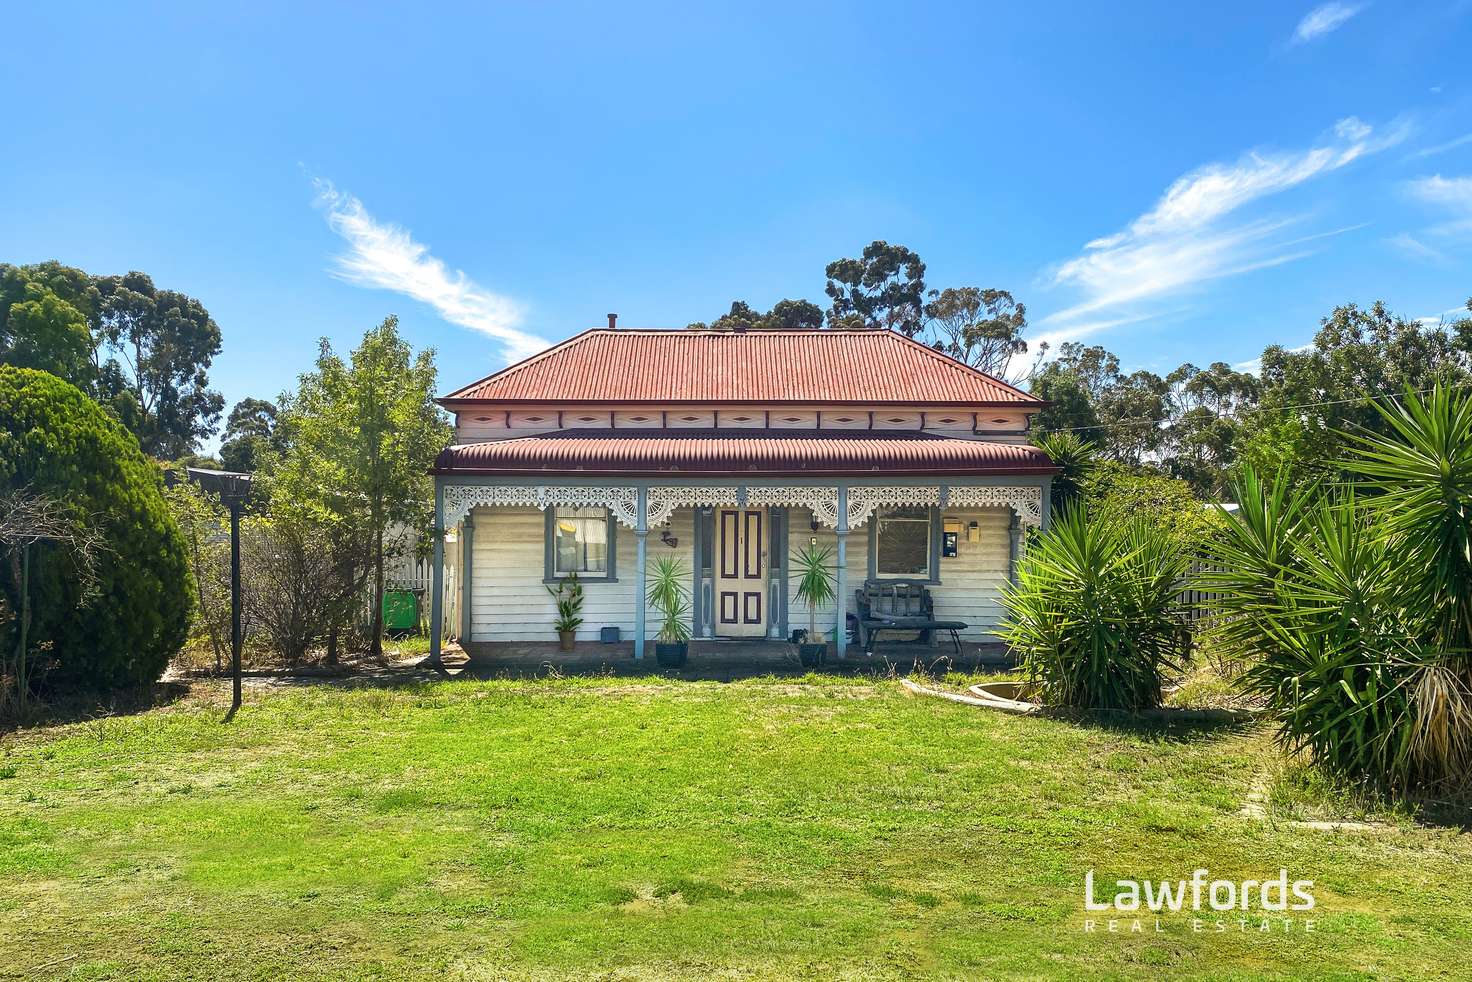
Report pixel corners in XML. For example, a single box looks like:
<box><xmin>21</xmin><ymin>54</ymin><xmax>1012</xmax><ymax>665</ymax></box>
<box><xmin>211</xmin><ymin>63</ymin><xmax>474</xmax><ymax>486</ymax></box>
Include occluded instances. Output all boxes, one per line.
<box><xmin>1</xmin><ymin>675</ymin><xmax>1469</xmax><ymax>980</ymax></box>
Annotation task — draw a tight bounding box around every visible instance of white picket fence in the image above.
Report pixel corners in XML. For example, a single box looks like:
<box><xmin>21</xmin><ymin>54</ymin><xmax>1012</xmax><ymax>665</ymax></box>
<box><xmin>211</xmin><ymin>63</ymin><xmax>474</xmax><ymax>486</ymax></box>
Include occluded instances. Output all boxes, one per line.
<box><xmin>381</xmin><ymin>529</ymin><xmax>459</xmax><ymax>641</ymax></box>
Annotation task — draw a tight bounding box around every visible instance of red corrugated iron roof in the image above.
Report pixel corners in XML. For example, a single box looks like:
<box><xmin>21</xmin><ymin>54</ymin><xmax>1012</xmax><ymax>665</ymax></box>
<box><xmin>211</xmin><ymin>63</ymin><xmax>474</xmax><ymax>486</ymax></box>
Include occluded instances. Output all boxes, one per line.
<box><xmin>433</xmin><ymin>430</ymin><xmax>1055</xmax><ymax>477</ymax></box>
<box><xmin>441</xmin><ymin>329</ymin><xmax>1042</xmax><ymax>406</ymax></box>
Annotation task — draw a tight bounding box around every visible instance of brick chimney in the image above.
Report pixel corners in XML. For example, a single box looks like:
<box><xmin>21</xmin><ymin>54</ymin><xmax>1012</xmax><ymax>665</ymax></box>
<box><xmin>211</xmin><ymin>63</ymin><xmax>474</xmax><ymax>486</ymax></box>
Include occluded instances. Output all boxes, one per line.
<box><xmin>607</xmin><ymin>312</ymin><xmax>618</xmax><ymax>330</ymax></box>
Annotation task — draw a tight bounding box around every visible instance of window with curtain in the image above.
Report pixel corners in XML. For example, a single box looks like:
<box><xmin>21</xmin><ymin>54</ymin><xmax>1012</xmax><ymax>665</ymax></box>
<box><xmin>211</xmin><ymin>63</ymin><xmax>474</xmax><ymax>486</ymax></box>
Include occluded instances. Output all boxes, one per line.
<box><xmin>875</xmin><ymin>505</ymin><xmax>931</xmax><ymax>577</ymax></box>
<box><xmin>552</xmin><ymin>506</ymin><xmax>610</xmax><ymax>575</ymax></box>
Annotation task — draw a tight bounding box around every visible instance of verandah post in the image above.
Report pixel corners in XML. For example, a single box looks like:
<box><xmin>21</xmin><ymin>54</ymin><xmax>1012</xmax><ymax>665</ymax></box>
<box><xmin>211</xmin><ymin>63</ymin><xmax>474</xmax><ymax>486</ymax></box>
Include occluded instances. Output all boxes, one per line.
<box><xmin>835</xmin><ymin>483</ymin><xmax>848</xmax><ymax>660</ymax></box>
<box><xmin>460</xmin><ymin>510</ymin><xmax>474</xmax><ymax>641</ymax></box>
<box><xmin>428</xmin><ymin>479</ymin><xmax>444</xmax><ymax>667</ymax></box>
<box><xmin>634</xmin><ymin>487</ymin><xmax>648</xmax><ymax>660</ymax></box>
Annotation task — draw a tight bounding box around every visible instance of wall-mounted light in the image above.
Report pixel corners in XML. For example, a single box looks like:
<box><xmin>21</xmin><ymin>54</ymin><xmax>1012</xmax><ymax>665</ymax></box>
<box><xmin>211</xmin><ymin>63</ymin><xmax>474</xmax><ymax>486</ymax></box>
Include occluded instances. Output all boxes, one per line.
<box><xmin>810</xmin><ymin>515</ymin><xmax>819</xmax><ymax>532</ymax></box>
<box><xmin>660</xmin><ymin>530</ymin><xmax>679</xmax><ymax>548</ymax></box>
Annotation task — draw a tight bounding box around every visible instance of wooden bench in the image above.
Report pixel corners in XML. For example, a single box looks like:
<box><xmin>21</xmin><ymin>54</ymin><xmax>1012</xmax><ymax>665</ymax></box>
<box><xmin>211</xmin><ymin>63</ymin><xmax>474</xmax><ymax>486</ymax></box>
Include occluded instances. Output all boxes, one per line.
<box><xmin>853</xmin><ymin>579</ymin><xmax>968</xmax><ymax>657</ymax></box>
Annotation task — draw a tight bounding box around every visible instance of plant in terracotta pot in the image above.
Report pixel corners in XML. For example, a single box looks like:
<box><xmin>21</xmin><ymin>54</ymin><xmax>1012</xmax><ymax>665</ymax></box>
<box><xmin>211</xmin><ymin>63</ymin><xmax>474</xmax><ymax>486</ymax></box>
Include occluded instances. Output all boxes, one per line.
<box><xmin>546</xmin><ymin>572</ymin><xmax>583</xmax><ymax>651</ymax></box>
<box><xmin>648</xmin><ymin>556</ymin><xmax>691</xmax><ymax>668</ymax></box>
<box><xmin>791</xmin><ymin>542</ymin><xmax>836</xmax><ymax>668</ymax></box>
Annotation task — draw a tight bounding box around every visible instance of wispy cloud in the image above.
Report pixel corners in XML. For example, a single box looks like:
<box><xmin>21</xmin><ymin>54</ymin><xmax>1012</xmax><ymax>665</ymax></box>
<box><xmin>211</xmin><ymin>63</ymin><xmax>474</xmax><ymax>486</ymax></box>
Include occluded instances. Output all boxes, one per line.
<box><xmin>311</xmin><ymin>178</ymin><xmax>547</xmax><ymax>363</ymax></box>
<box><xmin>1388</xmin><ymin>232</ymin><xmax>1449</xmax><ymax>264</ymax></box>
<box><xmin>1393</xmin><ymin>174</ymin><xmax>1472</xmax><ymax>254</ymax></box>
<box><xmin>1035</xmin><ymin>117</ymin><xmax>1403</xmax><ymax>346</ymax></box>
<box><xmin>1406</xmin><ymin>132</ymin><xmax>1472</xmax><ymax>160</ymax></box>
<box><xmin>1292</xmin><ymin>2</ymin><xmax>1366</xmax><ymax>44</ymax></box>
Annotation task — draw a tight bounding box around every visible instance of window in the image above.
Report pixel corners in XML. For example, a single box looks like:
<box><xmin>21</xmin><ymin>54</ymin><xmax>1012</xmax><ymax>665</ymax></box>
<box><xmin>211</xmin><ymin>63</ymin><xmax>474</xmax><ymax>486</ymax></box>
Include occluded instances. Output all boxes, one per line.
<box><xmin>550</xmin><ymin>506</ymin><xmax>612</xmax><ymax>577</ymax></box>
<box><xmin>875</xmin><ymin>506</ymin><xmax>931</xmax><ymax>578</ymax></box>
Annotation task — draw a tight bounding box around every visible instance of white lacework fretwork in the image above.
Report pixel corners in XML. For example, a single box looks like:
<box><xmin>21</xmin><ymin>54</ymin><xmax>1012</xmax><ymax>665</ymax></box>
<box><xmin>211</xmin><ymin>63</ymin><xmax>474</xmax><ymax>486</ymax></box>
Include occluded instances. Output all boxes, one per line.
<box><xmin>443</xmin><ymin>485</ymin><xmax>640</xmax><ymax>528</ymax></box>
<box><xmin>644</xmin><ymin>486</ymin><xmax>741</xmax><ymax>527</ymax></box>
<box><xmin>744</xmin><ymin>486</ymin><xmax>843</xmax><ymax>528</ymax></box>
<box><xmin>946</xmin><ymin>485</ymin><xmax>1044</xmax><ymax>528</ymax></box>
<box><xmin>844</xmin><ymin>486</ymin><xmax>942</xmax><ymax>528</ymax></box>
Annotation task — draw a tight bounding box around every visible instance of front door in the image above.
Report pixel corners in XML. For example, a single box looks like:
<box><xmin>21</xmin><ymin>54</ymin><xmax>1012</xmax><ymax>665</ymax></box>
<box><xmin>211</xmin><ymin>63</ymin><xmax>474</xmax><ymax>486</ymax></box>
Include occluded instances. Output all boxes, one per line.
<box><xmin>716</xmin><ymin>508</ymin><xmax>765</xmax><ymax>637</ymax></box>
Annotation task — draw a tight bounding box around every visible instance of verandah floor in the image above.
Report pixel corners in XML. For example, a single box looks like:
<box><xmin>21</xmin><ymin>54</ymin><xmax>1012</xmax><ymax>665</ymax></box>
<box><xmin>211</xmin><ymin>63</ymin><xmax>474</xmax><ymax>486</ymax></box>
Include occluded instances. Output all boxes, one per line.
<box><xmin>446</xmin><ymin>639</ymin><xmax>1013</xmax><ymax>681</ymax></box>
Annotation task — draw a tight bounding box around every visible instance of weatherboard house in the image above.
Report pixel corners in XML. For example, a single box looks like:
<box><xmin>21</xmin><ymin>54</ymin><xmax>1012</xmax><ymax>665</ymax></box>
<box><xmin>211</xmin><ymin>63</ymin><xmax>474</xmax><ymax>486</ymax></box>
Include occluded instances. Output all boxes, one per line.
<box><xmin>426</xmin><ymin>320</ymin><xmax>1055</xmax><ymax>661</ymax></box>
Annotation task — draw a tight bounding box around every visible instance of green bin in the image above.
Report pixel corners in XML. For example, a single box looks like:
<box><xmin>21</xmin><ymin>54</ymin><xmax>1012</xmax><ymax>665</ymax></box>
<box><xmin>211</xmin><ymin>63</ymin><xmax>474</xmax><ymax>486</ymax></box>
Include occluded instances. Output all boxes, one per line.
<box><xmin>382</xmin><ymin>589</ymin><xmax>419</xmax><ymax>632</ymax></box>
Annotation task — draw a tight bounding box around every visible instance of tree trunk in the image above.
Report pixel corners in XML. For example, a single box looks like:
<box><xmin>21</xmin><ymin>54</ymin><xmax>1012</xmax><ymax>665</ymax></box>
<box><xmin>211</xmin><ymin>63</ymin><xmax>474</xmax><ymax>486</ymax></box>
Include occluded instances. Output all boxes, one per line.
<box><xmin>326</xmin><ymin>625</ymin><xmax>339</xmax><ymax>666</ymax></box>
<box><xmin>370</xmin><ymin>526</ymin><xmax>385</xmax><ymax>659</ymax></box>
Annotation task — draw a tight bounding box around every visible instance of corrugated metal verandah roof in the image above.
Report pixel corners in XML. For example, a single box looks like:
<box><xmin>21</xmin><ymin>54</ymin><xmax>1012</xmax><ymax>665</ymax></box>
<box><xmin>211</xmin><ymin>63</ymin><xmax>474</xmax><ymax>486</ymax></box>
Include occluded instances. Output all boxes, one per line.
<box><xmin>440</xmin><ymin>329</ymin><xmax>1045</xmax><ymax>406</ymax></box>
<box><xmin>433</xmin><ymin>430</ymin><xmax>1057</xmax><ymax>477</ymax></box>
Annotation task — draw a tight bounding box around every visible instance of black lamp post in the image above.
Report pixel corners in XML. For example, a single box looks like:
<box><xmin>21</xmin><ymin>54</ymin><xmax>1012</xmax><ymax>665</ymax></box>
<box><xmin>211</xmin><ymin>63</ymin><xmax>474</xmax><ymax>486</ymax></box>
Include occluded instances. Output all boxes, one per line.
<box><xmin>185</xmin><ymin>468</ymin><xmax>253</xmax><ymax>719</ymax></box>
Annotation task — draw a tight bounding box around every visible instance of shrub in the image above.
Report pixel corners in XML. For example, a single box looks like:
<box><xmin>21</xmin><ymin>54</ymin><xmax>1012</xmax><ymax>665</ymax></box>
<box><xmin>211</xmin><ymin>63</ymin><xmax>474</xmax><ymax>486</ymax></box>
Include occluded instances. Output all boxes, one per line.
<box><xmin>1084</xmin><ymin>460</ymin><xmax>1222</xmax><ymax>552</ymax></box>
<box><xmin>0</xmin><ymin>366</ymin><xmax>191</xmax><ymax>691</ymax></box>
<box><xmin>1204</xmin><ymin>386</ymin><xmax>1472</xmax><ymax>793</ymax></box>
<box><xmin>1001</xmin><ymin>506</ymin><xmax>1191</xmax><ymax>711</ymax></box>
<box><xmin>243</xmin><ymin>507</ymin><xmax>370</xmax><ymax>667</ymax></box>
<box><xmin>162</xmin><ymin>481</ymin><xmax>233</xmax><ymax>672</ymax></box>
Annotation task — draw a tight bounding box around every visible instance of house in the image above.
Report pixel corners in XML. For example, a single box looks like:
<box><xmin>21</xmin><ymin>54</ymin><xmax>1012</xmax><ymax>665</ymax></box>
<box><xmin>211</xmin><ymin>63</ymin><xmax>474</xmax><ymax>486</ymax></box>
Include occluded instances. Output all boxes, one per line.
<box><xmin>426</xmin><ymin>319</ymin><xmax>1055</xmax><ymax>661</ymax></box>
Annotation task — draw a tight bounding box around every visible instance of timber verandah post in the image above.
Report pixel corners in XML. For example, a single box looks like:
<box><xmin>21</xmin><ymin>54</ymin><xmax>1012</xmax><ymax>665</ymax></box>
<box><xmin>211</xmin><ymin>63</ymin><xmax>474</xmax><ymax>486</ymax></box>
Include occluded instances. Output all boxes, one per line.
<box><xmin>428</xmin><ymin>478</ymin><xmax>444</xmax><ymax>668</ymax></box>
<box><xmin>835</xmin><ymin>484</ymin><xmax>848</xmax><ymax>660</ymax></box>
<box><xmin>634</xmin><ymin>486</ymin><xmax>648</xmax><ymax>660</ymax></box>
<box><xmin>460</xmin><ymin>510</ymin><xmax>475</xmax><ymax>641</ymax></box>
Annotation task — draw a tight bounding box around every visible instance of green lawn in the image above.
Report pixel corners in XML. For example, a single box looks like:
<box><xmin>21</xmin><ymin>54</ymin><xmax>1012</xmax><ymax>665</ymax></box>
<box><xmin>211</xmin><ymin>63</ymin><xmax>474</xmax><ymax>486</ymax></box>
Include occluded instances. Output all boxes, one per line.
<box><xmin>1</xmin><ymin>675</ymin><xmax>1468</xmax><ymax>980</ymax></box>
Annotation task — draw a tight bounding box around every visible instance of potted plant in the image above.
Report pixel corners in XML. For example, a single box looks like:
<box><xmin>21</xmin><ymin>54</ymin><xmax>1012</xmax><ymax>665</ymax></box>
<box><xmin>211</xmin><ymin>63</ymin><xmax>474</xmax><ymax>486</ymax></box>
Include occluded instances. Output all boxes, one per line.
<box><xmin>546</xmin><ymin>572</ymin><xmax>583</xmax><ymax>651</ymax></box>
<box><xmin>648</xmin><ymin>556</ymin><xmax>691</xmax><ymax>668</ymax></box>
<box><xmin>791</xmin><ymin>542</ymin><xmax>836</xmax><ymax>668</ymax></box>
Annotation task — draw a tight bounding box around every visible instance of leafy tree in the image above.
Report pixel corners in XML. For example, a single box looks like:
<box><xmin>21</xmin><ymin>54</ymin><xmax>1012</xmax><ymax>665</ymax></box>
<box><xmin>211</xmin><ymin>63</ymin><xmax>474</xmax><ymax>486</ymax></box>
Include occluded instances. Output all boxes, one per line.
<box><xmin>0</xmin><ymin>366</ymin><xmax>191</xmax><ymax>693</ymax></box>
<box><xmin>271</xmin><ymin>316</ymin><xmax>450</xmax><ymax>658</ymax></box>
<box><xmin>688</xmin><ymin>298</ymin><xmax>826</xmax><ymax>332</ymax></box>
<box><xmin>764</xmin><ymin>298</ymin><xmax>825</xmax><ymax>330</ymax></box>
<box><xmin>1161</xmin><ymin>361</ymin><xmax>1260</xmax><ymax>496</ymax></box>
<box><xmin>219</xmin><ymin>397</ymin><xmax>281</xmax><ymax>472</ymax></box>
<box><xmin>924</xmin><ymin>286</ymin><xmax>1028</xmax><ymax>378</ymax></box>
<box><xmin>93</xmin><ymin>271</ymin><xmax>225</xmax><ymax>459</ymax></box>
<box><xmin>1030</xmin><ymin>342</ymin><xmax>1168</xmax><ymax>465</ymax></box>
<box><xmin>824</xmin><ymin>241</ymin><xmax>927</xmax><ymax>336</ymax></box>
<box><xmin>0</xmin><ymin>263</ymin><xmax>96</xmax><ymax>386</ymax></box>
<box><xmin>1239</xmin><ymin>299</ymin><xmax>1472</xmax><ymax>490</ymax></box>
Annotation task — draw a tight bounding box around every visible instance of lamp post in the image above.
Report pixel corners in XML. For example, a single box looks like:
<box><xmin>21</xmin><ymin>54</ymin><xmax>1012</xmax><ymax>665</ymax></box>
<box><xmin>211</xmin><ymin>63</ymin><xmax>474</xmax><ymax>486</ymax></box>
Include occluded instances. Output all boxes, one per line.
<box><xmin>185</xmin><ymin>468</ymin><xmax>253</xmax><ymax>719</ymax></box>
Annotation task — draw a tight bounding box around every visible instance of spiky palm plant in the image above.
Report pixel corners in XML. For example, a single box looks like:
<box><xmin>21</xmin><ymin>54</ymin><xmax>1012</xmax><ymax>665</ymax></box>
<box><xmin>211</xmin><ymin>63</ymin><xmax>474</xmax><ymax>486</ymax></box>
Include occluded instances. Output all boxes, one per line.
<box><xmin>1203</xmin><ymin>385</ymin><xmax>1472</xmax><ymax>793</ymax></box>
<box><xmin>791</xmin><ymin>542</ymin><xmax>836</xmax><ymax>645</ymax></box>
<box><xmin>1001</xmin><ymin>506</ymin><xmax>1191</xmax><ymax>712</ymax></box>
<box><xmin>648</xmin><ymin>556</ymin><xmax>691</xmax><ymax>644</ymax></box>
<box><xmin>1036</xmin><ymin>431</ymin><xmax>1097</xmax><ymax>515</ymax></box>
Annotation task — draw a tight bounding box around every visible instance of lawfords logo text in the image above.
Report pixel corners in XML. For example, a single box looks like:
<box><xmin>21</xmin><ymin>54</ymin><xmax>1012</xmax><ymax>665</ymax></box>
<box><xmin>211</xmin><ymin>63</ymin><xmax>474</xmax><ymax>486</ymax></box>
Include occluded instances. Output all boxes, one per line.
<box><xmin>1083</xmin><ymin>869</ymin><xmax>1316</xmax><ymax>934</ymax></box>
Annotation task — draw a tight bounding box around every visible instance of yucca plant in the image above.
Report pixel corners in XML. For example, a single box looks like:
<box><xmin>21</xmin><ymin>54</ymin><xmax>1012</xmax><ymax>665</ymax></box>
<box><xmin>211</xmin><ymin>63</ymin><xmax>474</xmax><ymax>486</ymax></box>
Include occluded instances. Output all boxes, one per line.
<box><xmin>648</xmin><ymin>556</ymin><xmax>691</xmax><ymax>644</ymax></box>
<box><xmin>1001</xmin><ymin>505</ymin><xmax>1191</xmax><ymax>712</ymax></box>
<box><xmin>1036</xmin><ymin>431</ymin><xmax>1097</xmax><ymax>515</ymax></box>
<box><xmin>790</xmin><ymin>542</ymin><xmax>836</xmax><ymax>646</ymax></box>
<box><xmin>1203</xmin><ymin>385</ymin><xmax>1472</xmax><ymax>793</ymax></box>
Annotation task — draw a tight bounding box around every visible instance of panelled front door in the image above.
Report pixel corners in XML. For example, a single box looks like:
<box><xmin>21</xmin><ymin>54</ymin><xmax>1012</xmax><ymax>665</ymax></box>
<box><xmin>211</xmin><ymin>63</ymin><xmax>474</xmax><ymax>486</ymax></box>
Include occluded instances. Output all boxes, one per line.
<box><xmin>716</xmin><ymin>508</ymin><xmax>765</xmax><ymax>637</ymax></box>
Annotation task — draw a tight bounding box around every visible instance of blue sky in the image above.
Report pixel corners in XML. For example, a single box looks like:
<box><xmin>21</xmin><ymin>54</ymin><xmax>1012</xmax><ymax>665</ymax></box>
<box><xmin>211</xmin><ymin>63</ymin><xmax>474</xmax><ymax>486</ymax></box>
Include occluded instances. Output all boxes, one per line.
<box><xmin>4</xmin><ymin>1</ymin><xmax>1472</xmax><ymax>447</ymax></box>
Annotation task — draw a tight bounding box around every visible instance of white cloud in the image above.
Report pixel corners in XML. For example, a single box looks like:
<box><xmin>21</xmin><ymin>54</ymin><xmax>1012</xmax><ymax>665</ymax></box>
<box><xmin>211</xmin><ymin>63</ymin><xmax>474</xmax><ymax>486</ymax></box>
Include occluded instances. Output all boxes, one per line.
<box><xmin>1292</xmin><ymin>2</ymin><xmax>1365</xmax><ymax>44</ymax></box>
<box><xmin>312</xmin><ymin>178</ymin><xmax>547</xmax><ymax>363</ymax></box>
<box><xmin>1406</xmin><ymin>133</ymin><xmax>1472</xmax><ymax>160</ymax></box>
<box><xmin>1388</xmin><ymin>232</ymin><xmax>1449</xmax><ymax>264</ymax></box>
<box><xmin>1406</xmin><ymin>174</ymin><xmax>1472</xmax><ymax>212</ymax></box>
<box><xmin>1035</xmin><ymin>118</ymin><xmax>1401</xmax><ymax>344</ymax></box>
<box><xmin>1395</xmin><ymin>174</ymin><xmax>1472</xmax><ymax>250</ymax></box>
